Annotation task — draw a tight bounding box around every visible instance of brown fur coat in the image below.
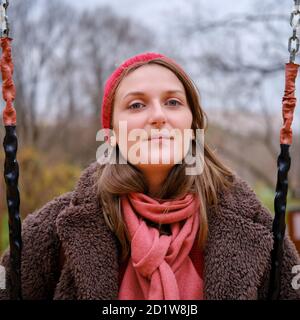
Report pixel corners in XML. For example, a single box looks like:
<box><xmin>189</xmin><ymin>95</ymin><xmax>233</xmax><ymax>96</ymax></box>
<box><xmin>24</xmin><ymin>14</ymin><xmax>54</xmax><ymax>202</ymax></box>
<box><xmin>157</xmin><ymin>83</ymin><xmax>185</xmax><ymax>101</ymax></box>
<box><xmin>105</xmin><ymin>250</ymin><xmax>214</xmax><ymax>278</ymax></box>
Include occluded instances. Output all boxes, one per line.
<box><xmin>0</xmin><ymin>161</ymin><xmax>300</xmax><ymax>300</ymax></box>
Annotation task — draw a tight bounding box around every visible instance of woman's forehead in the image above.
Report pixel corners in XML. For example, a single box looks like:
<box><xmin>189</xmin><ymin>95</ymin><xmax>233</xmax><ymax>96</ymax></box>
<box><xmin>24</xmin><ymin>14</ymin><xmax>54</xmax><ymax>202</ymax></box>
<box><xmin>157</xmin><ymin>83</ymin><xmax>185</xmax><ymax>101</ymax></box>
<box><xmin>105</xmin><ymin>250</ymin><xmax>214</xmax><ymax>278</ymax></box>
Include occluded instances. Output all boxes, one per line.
<box><xmin>115</xmin><ymin>64</ymin><xmax>185</xmax><ymax>99</ymax></box>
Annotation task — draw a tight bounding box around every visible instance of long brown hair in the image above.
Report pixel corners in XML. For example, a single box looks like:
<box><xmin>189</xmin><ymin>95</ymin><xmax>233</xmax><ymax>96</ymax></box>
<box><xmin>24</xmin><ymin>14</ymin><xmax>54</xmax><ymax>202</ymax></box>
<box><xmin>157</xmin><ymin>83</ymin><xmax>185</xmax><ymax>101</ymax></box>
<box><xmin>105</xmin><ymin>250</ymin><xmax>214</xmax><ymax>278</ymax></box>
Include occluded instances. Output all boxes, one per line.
<box><xmin>96</xmin><ymin>57</ymin><xmax>235</xmax><ymax>261</ymax></box>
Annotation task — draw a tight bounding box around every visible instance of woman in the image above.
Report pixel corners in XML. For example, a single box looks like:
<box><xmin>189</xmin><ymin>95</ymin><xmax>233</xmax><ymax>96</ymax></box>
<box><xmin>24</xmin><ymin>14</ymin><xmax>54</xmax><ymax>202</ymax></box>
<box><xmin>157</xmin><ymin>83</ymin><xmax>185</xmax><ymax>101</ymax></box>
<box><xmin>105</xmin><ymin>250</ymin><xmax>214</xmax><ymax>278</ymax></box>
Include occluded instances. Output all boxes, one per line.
<box><xmin>0</xmin><ymin>52</ymin><xmax>299</xmax><ymax>300</ymax></box>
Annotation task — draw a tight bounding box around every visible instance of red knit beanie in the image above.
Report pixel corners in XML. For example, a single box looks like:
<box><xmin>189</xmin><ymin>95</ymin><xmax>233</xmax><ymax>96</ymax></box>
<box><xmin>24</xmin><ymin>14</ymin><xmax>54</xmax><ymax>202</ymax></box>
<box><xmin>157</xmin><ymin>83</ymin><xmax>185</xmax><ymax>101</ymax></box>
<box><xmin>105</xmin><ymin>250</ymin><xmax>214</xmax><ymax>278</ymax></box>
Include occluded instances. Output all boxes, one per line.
<box><xmin>100</xmin><ymin>52</ymin><xmax>184</xmax><ymax>130</ymax></box>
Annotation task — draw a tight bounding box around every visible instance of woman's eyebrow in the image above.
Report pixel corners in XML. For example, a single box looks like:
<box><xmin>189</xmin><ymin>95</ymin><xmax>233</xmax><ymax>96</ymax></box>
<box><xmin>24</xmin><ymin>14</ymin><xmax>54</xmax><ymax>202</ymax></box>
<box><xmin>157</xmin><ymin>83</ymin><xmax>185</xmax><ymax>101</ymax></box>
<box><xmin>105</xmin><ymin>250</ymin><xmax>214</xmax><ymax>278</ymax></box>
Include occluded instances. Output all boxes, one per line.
<box><xmin>123</xmin><ymin>90</ymin><xmax>185</xmax><ymax>99</ymax></box>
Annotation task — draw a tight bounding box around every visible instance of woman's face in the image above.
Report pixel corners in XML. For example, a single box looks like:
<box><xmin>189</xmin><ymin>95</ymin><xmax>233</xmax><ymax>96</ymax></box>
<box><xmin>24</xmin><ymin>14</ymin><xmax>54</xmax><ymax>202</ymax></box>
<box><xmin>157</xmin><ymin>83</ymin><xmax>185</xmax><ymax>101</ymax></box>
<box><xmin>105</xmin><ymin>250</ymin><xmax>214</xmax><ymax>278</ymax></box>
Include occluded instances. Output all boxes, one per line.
<box><xmin>112</xmin><ymin>64</ymin><xmax>193</xmax><ymax>171</ymax></box>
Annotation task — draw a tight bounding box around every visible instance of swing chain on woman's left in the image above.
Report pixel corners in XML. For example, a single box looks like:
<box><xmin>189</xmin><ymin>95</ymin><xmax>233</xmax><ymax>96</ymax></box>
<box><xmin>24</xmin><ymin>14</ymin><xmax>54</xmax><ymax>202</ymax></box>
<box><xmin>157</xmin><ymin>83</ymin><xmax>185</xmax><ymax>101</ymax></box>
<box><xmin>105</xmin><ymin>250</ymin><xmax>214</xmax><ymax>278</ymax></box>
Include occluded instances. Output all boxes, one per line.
<box><xmin>289</xmin><ymin>0</ymin><xmax>300</xmax><ymax>63</ymax></box>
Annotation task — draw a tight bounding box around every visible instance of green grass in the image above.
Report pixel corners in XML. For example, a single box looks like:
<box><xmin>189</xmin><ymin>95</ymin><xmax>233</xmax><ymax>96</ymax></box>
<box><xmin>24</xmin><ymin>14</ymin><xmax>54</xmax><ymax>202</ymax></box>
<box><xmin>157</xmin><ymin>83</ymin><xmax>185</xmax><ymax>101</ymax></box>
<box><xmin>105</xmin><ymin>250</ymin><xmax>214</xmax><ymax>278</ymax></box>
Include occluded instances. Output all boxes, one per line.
<box><xmin>0</xmin><ymin>213</ymin><xmax>9</xmax><ymax>255</ymax></box>
<box><xmin>254</xmin><ymin>184</ymin><xmax>275</xmax><ymax>213</ymax></box>
<box><xmin>253</xmin><ymin>182</ymin><xmax>300</xmax><ymax>218</ymax></box>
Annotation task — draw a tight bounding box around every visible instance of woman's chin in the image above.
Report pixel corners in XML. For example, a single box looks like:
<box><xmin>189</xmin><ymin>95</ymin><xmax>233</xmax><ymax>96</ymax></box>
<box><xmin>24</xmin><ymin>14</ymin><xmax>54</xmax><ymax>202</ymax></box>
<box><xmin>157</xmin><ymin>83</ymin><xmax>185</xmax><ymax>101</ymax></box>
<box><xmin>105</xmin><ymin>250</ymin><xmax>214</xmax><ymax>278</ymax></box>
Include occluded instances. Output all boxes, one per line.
<box><xmin>132</xmin><ymin>158</ymin><xmax>180</xmax><ymax>170</ymax></box>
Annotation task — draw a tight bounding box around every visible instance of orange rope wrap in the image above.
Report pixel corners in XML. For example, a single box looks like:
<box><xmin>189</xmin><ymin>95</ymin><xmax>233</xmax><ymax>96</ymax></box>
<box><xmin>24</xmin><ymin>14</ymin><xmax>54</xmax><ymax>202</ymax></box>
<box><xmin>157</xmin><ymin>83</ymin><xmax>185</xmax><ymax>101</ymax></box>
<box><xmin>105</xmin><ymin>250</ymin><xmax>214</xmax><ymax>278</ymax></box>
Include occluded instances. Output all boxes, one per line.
<box><xmin>0</xmin><ymin>37</ymin><xmax>16</xmax><ymax>126</ymax></box>
<box><xmin>280</xmin><ymin>62</ymin><xmax>299</xmax><ymax>145</ymax></box>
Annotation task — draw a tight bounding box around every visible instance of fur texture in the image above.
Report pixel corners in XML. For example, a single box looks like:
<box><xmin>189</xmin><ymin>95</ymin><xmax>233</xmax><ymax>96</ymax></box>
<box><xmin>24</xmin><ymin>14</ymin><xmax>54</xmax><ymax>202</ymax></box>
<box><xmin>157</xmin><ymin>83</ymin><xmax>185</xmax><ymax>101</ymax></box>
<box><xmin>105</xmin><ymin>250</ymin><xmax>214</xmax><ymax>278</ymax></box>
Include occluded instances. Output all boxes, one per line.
<box><xmin>0</xmin><ymin>161</ymin><xmax>299</xmax><ymax>300</ymax></box>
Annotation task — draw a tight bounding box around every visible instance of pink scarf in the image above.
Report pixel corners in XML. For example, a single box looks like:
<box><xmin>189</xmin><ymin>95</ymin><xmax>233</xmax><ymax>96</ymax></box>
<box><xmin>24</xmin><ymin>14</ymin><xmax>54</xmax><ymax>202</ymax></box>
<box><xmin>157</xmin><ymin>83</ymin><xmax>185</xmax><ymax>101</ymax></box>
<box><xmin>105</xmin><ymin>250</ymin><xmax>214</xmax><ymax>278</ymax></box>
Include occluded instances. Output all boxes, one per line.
<box><xmin>118</xmin><ymin>192</ymin><xmax>203</xmax><ymax>300</ymax></box>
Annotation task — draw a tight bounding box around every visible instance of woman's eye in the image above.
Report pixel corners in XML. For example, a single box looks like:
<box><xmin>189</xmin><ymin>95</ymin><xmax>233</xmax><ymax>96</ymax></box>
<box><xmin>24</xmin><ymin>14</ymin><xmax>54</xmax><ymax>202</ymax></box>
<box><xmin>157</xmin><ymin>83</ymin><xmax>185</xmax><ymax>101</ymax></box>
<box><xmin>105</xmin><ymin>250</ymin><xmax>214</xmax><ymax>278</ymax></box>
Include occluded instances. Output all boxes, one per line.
<box><xmin>128</xmin><ymin>99</ymin><xmax>181</xmax><ymax>110</ymax></box>
<box><xmin>129</xmin><ymin>102</ymin><xmax>144</xmax><ymax>110</ymax></box>
<box><xmin>167</xmin><ymin>99</ymin><xmax>181</xmax><ymax>107</ymax></box>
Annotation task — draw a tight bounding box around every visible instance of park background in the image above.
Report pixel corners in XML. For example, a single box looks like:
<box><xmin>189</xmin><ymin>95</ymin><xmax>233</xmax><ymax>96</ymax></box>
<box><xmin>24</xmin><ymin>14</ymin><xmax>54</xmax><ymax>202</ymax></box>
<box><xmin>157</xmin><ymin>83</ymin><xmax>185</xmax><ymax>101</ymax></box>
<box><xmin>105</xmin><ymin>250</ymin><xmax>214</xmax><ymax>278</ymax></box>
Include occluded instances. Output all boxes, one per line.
<box><xmin>1</xmin><ymin>0</ymin><xmax>300</xmax><ymax>254</ymax></box>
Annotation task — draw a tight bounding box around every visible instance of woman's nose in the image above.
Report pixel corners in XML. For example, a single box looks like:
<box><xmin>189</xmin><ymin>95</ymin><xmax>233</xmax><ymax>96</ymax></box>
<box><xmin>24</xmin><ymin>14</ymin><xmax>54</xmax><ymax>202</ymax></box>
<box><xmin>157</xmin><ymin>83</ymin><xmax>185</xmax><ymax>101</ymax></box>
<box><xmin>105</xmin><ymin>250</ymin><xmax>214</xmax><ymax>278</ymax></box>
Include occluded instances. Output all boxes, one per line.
<box><xmin>148</xmin><ymin>102</ymin><xmax>167</xmax><ymax>126</ymax></box>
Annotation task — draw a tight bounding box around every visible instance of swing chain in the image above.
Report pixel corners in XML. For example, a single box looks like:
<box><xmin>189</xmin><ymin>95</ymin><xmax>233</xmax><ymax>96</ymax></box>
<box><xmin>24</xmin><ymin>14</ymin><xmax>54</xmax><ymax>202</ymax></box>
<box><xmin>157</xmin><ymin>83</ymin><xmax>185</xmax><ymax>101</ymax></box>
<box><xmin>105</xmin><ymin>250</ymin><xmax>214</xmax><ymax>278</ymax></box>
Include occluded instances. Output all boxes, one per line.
<box><xmin>0</xmin><ymin>0</ymin><xmax>9</xmax><ymax>38</ymax></box>
<box><xmin>294</xmin><ymin>0</ymin><xmax>300</xmax><ymax>6</ymax></box>
<box><xmin>289</xmin><ymin>1</ymin><xmax>300</xmax><ymax>63</ymax></box>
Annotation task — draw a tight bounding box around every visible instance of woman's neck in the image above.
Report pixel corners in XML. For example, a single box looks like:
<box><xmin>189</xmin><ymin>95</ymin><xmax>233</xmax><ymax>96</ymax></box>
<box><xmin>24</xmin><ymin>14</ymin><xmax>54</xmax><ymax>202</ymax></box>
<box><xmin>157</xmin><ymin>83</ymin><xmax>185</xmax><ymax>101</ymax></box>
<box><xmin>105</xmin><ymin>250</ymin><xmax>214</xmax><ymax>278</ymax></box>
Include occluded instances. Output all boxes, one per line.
<box><xmin>141</xmin><ymin>166</ymin><xmax>172</xmax><ymax>197</ymax></box>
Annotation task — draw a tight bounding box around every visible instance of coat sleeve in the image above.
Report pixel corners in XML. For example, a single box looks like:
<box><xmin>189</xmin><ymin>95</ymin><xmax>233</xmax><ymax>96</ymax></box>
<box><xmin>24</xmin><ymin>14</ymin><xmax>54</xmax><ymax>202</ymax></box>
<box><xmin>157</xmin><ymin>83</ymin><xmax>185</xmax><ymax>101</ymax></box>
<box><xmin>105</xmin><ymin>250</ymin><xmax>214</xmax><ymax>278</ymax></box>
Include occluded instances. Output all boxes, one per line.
<box><xmin>233</xmin><ymin>176</ymin><xmax>300</xmax><ymax>300</ymax></box>
<box><xmin>0</xmin><ymin>191</ymin><xmax>73</xmax><ymax>300</ymax></box>
<box><xmin>252</xmin><ymin>201</ymin><xmax>300</xmax><ymax>299</ymax></box>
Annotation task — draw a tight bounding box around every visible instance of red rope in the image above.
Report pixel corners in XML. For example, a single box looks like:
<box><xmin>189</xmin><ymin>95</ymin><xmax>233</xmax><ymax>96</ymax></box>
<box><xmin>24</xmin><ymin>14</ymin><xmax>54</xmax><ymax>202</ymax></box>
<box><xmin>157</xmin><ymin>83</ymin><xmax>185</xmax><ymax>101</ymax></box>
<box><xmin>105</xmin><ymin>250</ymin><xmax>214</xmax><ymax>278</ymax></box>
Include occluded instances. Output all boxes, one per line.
<box><xmin>280</xmin><ymin>62</ymin><xmax>299</xmax><ymax>145</ymax></box>
<box><xmin>0</xmin><ymin>37</ymin><xmax>16</xmax><ymax>126</ymax></box>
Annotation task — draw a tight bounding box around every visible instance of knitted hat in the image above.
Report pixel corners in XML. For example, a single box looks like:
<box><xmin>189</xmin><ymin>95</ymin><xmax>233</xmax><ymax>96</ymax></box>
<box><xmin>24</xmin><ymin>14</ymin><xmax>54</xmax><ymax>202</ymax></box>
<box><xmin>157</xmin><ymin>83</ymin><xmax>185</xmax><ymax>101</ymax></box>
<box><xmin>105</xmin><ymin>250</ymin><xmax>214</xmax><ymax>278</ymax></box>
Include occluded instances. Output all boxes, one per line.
<box><xmin>100</xmin><ymin>52</ymin><xmax>183</xmax><ymax>131</ymax></box>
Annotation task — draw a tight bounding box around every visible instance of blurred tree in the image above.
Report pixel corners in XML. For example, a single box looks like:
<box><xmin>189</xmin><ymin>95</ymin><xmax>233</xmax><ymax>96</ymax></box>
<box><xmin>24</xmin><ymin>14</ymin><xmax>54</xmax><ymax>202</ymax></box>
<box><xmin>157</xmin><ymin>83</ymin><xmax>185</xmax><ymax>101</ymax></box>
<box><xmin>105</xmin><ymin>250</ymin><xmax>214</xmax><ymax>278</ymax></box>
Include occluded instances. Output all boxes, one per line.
<box><xmin>8</xmin><ymin>0</ymin><xmax>76</xmax><ymax>146</ymax></box>
<box><xmin>0</xmin><ymin>146</ymin><xmax>81</xmax><ymax>220</ymax></box>
<box><xmin>164</xmin><ymin>0</ymin><xmax>300</xmax><ymax>197</ymax></box>
<box><xmin>43</xmin><ymin>5</ymin><xmax>154</xmax><ymax>167</ymax></box>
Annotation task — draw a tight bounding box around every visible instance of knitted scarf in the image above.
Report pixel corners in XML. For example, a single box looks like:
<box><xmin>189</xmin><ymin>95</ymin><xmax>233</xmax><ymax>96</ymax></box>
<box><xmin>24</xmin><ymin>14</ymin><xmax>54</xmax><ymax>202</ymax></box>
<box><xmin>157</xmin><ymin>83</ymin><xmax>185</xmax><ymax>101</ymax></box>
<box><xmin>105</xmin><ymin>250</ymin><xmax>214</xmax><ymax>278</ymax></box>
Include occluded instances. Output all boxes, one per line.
<box><xmin>118</xmin><ymin>192</ymin><xmax>203</xmax><ymax>300</ymax></box>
